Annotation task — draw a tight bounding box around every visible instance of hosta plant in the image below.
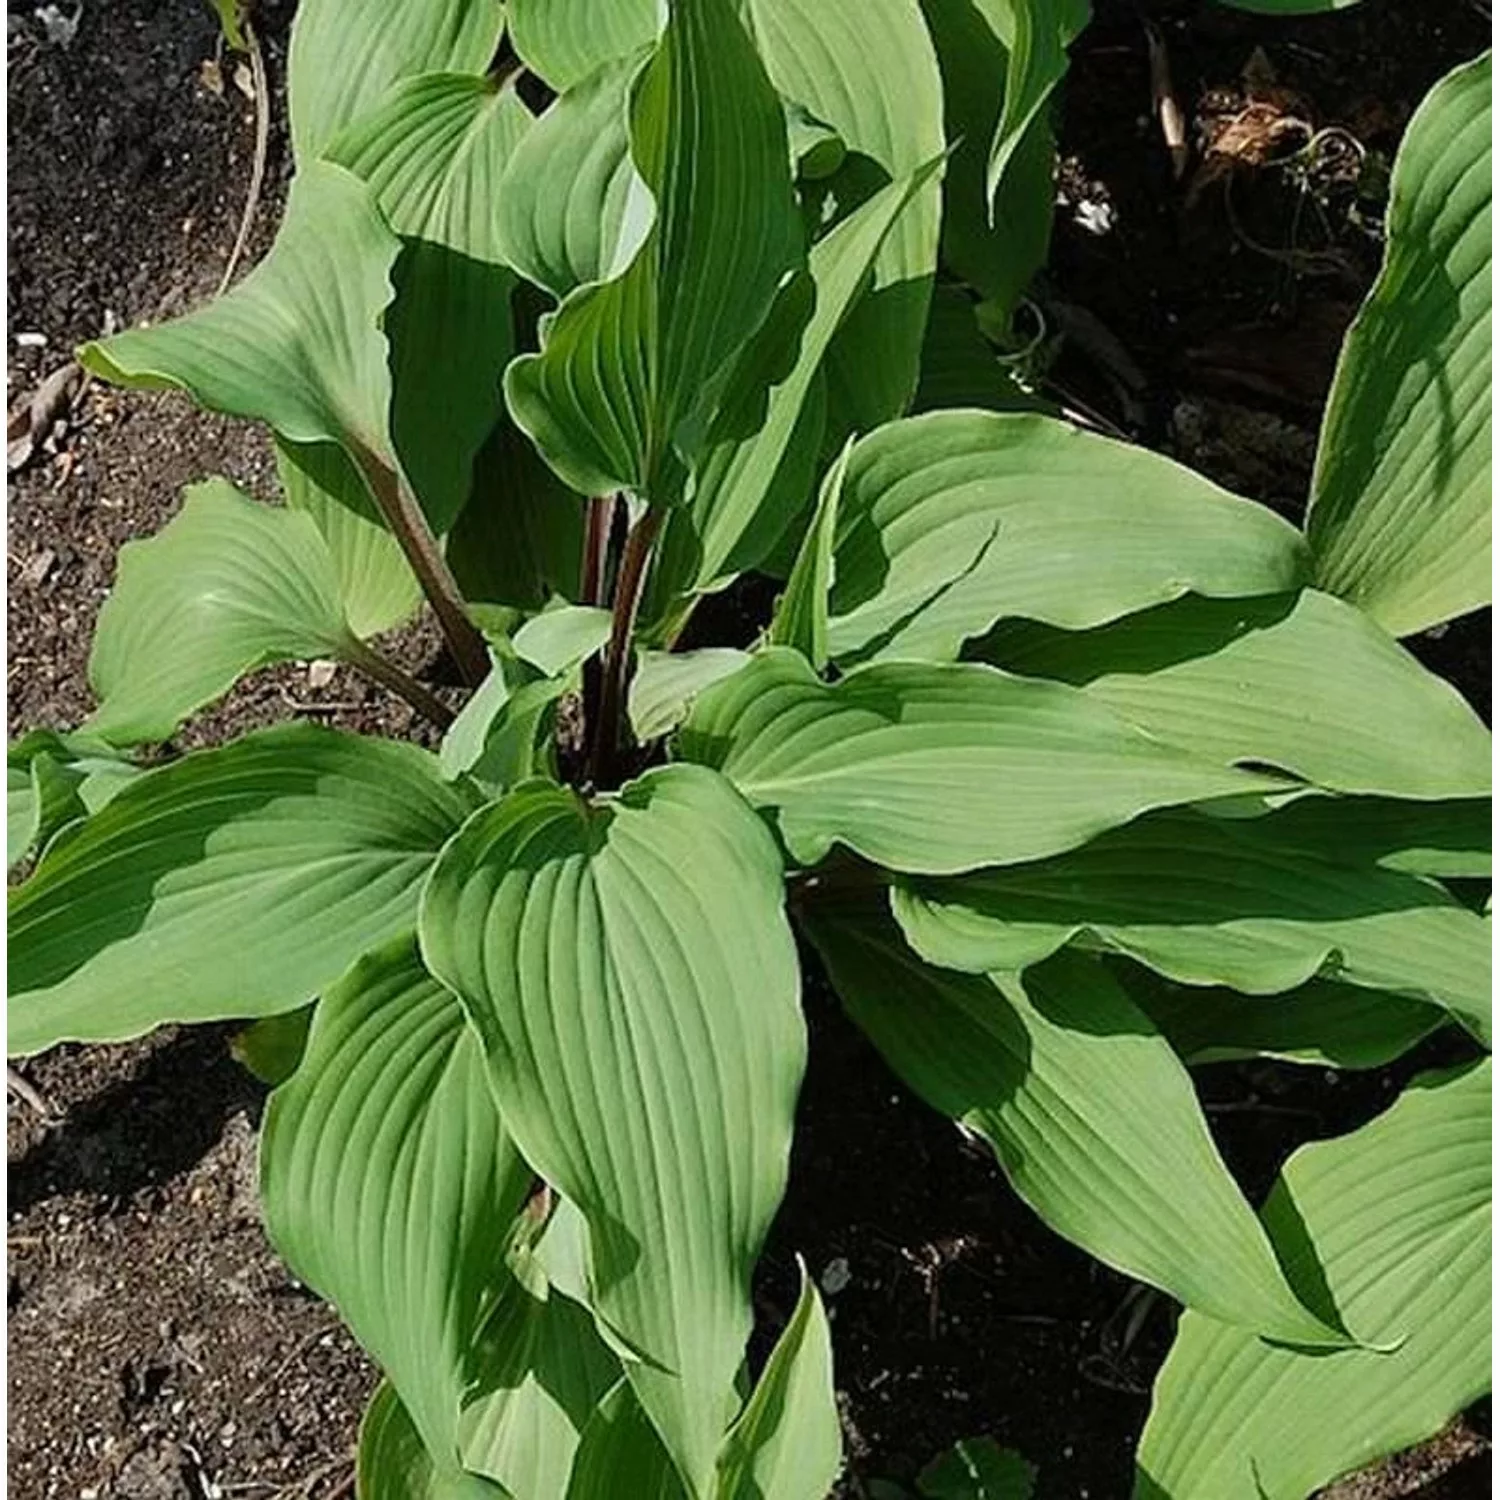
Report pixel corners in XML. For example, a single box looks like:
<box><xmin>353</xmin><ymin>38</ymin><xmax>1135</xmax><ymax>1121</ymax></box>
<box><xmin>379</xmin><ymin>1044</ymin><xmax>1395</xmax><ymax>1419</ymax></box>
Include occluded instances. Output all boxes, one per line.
<box><xmin>7</xmin><ymin>1</ymin><xmax>1491</xmax><ymax>1495</ymax></box>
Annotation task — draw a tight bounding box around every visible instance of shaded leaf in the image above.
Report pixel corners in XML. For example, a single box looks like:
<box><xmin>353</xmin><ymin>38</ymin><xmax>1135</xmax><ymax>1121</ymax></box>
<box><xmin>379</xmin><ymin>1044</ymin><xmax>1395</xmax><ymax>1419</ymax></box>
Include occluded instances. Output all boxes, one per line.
<box><xmin>1136</xmin><ymin>1060</ymin><xmax>1491</xmax><ymax>1499</ymax></box>
<box><xmin>9</xmin><ymin>726</ymin><xmax>477</xmax><ymax>1056</ymax></box>
<box><xmin>769</xmin><ymin>441</ymin><xmax>851</xmax><ymax>670</ymax></box>
<box><xmin>917</xmin><ymin>1437</ymin><xmax>1036</xmax><ymax>1500</ymax></box>
<box><xmin>893</xmin><ymin>807</ymin><xmax>1491</xmax><ymax>1041</ymax></box>
<box><xmin>679</xmin><ymin>648</ymin><xmax>1280</xmax><ymax>876</ymax></box>
<box><xmin>827</xmin><ymin>410</ymin><xmax>1308</xmax><ymax>667</ymax></box>
<box><xmin>802</xmin><ymin>903</ymin><xmax>1345</xmax><ymax>1346</ymax></box>
<box><xmin>564</xmin><ymin>1382</ymin><xmax>689</xmax><ymax>1500</ymax></box>
<box><xmin>1305</xmin><ymin>52</ymin><xmax>1491</xmax><ymax>635</ymax></box>
<box><xmin>357</xmin><ymin>1383</ymin><xmax>510</xmax><ymax>1500</ymax></box>
<box><xmin>982</xmin><ymin>590</ymin><xmax>1491</xmax><ymax>800</ymax></box>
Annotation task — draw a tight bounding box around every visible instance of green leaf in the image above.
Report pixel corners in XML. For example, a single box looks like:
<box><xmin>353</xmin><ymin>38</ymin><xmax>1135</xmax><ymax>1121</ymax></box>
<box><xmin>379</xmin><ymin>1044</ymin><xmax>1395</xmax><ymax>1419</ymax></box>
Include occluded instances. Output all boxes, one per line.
<box><xmin>922</xmin><ymin>0</ymin><xmax>1057</xmax><ymax>326</ymax></box>
<box><xmin>508</xmin><ymin>0</ymin><xmax>659</xmax><ymax>92</ymax></box>
<box><xmin>513</xmin><ymin>605</ymin><xmax>614</xmax><ymax>677</ymax></box>
<box><xmin>679</xmin><ymin>648</ymin><xmax>1281</xmax><ymax>876</ymax></box>
<box><xmin>448</xmin><ymin>417</ymin><xmax>586</xmax><ymax>612</ymax></box>
<box><xmin>79</xmin><ymin>162</ymin><xmax>400</xmax><ymax>501</ymax></box>
<box><xmin>649</xmin><ymin>158</ymin><xmax>945</xmax><ymax>620</ymax></box>
<box><xmin>420</xmin><ymin>765</ymin><xmax>806</xmax><ymax>1497</ymax></box>
<box><xmin>768</xmin><ymin>441</ymin><xmax>850</xmax><ymax>669</ymax></box>
<box><xmin>629</xmin><ymin>650</ymin><xmax>751</xmax><ymax>744</ymax></box>
<box><xmin>231</xmin><ymin>1006</ymin><xmax>314</xmax><ymax>1087</ymax></box>
<box><xmin>893</xmin><ymin>807</ymin><xmax>1492</xmax><ymax>1041</ymax></box>
<box><xmin>802</xmin><ymin>905</ymin><xmax>1346</xmax><ymax>1347</ymax></box>
<box><xmin>278</xmin><ymin>439</ymin><xmax>422</xmax><ymax>639</ymax></box>
<box><xmin>1305</xmin><ymin>53</ymin><xmax>1491</xmax><ymax>635</ymax></box>
<box><xmin>1213</xmin><ymin>0</ymin><xmax>1363</xmax><ymax>13</ymax></box>
<box><xmin>504</xmin><ymin>0</ymin><xmax>801</xmax><ymax>502</ymax></box>
<box><xmin>263</xmin><ymin>936</ymin><xmax>532</xmax><ymax>1466</ymax></box>
<box><xmin>327</xmin><ymin>73</ymin><xmax>535</xmax><ymax>533</ymax></box>
<box><xmin>912</xmin><ymin>288</ymin><xmax>1045</xmax><ymax>416</ymax></box>
<box><xmin>744</xmin><ymin>0</ymin><xmax>946</xmax><ymax>430</ymax></box>
<box><xmin>1135</xmin><ymin>1059</ymin><xmax>1491</xmax><ymax>1500</ymax></box>
<box><xmin>715</xmin><ymin>1266</ymin><xmax>843</xmax><ymax>1500</ymax></box>
<box><xmin>458</xmin><ymin>1228</ymin><xmax>621</xmax><ymax>1500</ymax></box>
<box><xmin>1255</xmin><ymin>792</ymin><xmax>1490</xmax><ymax>880</ymax></box>
<box><xmin>287</xmin><ymin>0</ymin><xmax>503</xmax><ymax>165</ymax></box>
<box><xmin>917</xmin><ymin>1437</ymin><xmax>1036</xmax><ymax>1500</ymax></box>
<box><xmin>1121</xmin><ymin>970</ymin><xmax>1444</xmax><ymax>1071</ymax></box>
<box><xmin>357</xmin><ymin>1383</ymin><xmax>511</xmax><ymax>1500</ymax></box>
<box><xmin>7</xmin><ymin>731</ymin><xmax>135</xmax><ymax>870</ymax></box>
<box><xmin>85</xmin><ymin>480</ymin><xmax>352</xmax><ymax>745</ymax></box>
<box><xmin>495</xmin><ymin>55</ymin><xmax>652</xmax><ymax>300</ymax></box>
<box><xmin>826</xmin><ymin>411</ymin><xmax>1308</xmax><ymax>668</ymax></box>
<box><xmin>981</xmin><ymin>0</ymin><xmax>1090</xmax><ymax>214</ymax></box>
<box><xmin>982</xmin><ymin>590</ymin><xmax>1491</xmax><ymax>800</ymax></box>
<box><xmin>565</xmin><ymin>1383</ymin><xmax>689</xmax><ymax>1500</ymax></box>
<box><xmin>8</xmin><ymin>726</ymin><xmax>477</xmax><ymax>1056</ymax></box>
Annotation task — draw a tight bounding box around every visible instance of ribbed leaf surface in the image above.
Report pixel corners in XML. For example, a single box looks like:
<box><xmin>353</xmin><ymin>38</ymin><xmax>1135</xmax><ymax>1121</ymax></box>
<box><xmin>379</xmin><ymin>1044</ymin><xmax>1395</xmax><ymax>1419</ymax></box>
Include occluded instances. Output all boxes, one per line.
<box><xmin>1136</xmin><ymin>1059</ymin><xmax>1491</xmax><ymax>1499</ymax></box>
<box><xmin>565</xmin><ymin>1383</ymin><xmax>688</xmax><ymax>1500</ymax></box>
<box><xmin>715</xmin><ymin>1269</ymin><xmax>842</xmax><ymax>1500</ymax></box>
<box><xmin>1306</xmin><ymin>53</ymin><xmax>1491</xmax><ymax>636</ymax></box>
<box><xmin>508</xmin><ymin>0</ymin><xmax>658</xmax><ymax>91</ymax></box>
<box><xmin>79</xmin><ymin>163</ymin><xmax>397</xmax><ymax>469</ymax></box>
<box><xmin>495</xmin><ymin>55</ymin><xmax>650</xmax><ymax>299</ymax></box>
<box><xmin>262</xmin><ymin>936</ymin><xmax>532</xmax><ymax>1463</ymax></box>
<box><xmin>278</xmin><ymin>438</ymin><xmax>422</xmax><ymax>640</ymax></box>
<box><xmin>327</xmin><ymin>73</ymin><xmax>534</xmax><ymax>532</ymax></box>
<box><xmin>650</xmin><ymin>160</ymin><xmax>943</xmax><ymax>616</ymax></box>
<box><xmin>420</xmin><ymin>765</ymin><xmax>806</xmax><ymax>1498</ymax></box>
<box><xmin>744</xmin><ymin>0</ymin><xmax>945</xmax><ymax>428</ymax></box>
<box><xmin>802</xmin><ymin>905</ymin><xmax>1343</xmax><ymax>1346</ymax></box>
<box><xmin>357</xmin><ymin>1383</ymin><xmax>509</xmax><ymax>1500</ymax></box>
<box><xmin>287</xmin><ymin>0</ymin><xmax>503</xmax><ymax>164</ymax></box>
<box><xmin>679</xmin><ymin>648</ymin><xmax>1280</xmax><ymax>875</ymax></box>
<box><xmin>8</xmin><ymin>727</ymin><xmax>476</xmax><ymax>1055</ymax></box>
<box><xmin>86</xmin><ymin>480</ymin><xmax>351</xmax><ymax>745</ymax></box>
<box><xmin>984</xmin><ymin>590</ymin><xmax>1491</xmax><ymax>799</ymax></box>
<box><xmin>894</xmin><ymin>808</ymin><xmax>1491</xmax><ymax>1040</ymax></box>
<box><xmin>505</xmin><ymin>0</ymin><xmax>800</xmax><ymax>501</ymax></box>
<box><xmin>826</xmin><ymin>411</ymin><xmax>1308</xmax><ymax>667</ymax></box>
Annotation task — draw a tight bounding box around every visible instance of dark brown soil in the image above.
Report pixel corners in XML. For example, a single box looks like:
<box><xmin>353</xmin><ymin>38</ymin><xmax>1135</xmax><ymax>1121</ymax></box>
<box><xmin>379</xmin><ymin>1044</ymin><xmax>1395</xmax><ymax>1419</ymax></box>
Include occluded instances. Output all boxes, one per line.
<box><xmin>7</xmin><ymin>1</ymin><xmax>1490</xmax><ymax>1497</ymax></box>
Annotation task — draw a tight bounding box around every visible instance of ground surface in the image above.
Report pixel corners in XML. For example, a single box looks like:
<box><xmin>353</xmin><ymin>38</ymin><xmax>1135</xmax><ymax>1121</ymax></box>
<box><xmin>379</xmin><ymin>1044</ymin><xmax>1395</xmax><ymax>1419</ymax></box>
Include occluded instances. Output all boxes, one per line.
<box><xmin>6</xmin><ymin>0</ymin><xmax>1491</xmax><ymax>1496</ymax></box>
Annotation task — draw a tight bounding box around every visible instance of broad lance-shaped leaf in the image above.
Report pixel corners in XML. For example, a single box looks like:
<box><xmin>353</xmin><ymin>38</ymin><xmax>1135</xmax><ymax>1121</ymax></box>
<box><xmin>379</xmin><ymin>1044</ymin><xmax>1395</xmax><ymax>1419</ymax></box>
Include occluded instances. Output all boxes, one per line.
<box><xmin>801</xmin><ymin>903</ymin><xmax>1346</xmax><ymax>1347</ymax></box>
<box><xmin>505</xmin><ymin>0</ymin><xmax>801</xmax><ymax>501</ymax></box>
<box><xmin>982</xmin><ymin>590</ymin><xmax>1491</xmax><ymax>801</ymax></box>
<box><xmin>261</xmin><ymin>936</ymin><xmax>533</xmax><ymax>1466</ymax></box>
<box><xmin>648</xmin><ymin>158</ymin><xmax>945</xmax><ymax>624</ymax></box>
<box><xmin>826</xmin><ymin>410</ymin><xmax>1308</xmax><ymax>668</ymax></box>
<box><xmin>358</xmin><ymin>1383</ymin><xmax>509</xmax><ymax>1500</ymax></box>
<box><xmin>287</xmin><ymin>0</ymin><xmax>503</xmax><ymax>164</ymax></box>
<box><xmin>495</xmin><ymin>54</ymin><xmax>652</xmax><ymax>300</ymax></box>
<box><xmin>278</xmin><ymin>438</ymin><xmax>422</xmax><ymax>640</ymax></box>
<box><xmin>678</xmin><ymin>648</ymin><xmax>1281</xmax><ymax>876</ymax></box>
<box><xmin>420</xmin><ymin>765</ymin><xmax>806</xmax><ymax>1497</ymax></box>
<box><xmin>768</xmin><ymin>441</ymin><xmax>850</xmax><ymax>670</ymax></box>
<box><xmin>893</xmin><ymin>807</ymin><xmax>1491</xmax><ymax>1042</ymax></box>
<box><xmin>84</xmin><ymin>480</ymin><xmax>353</xmax><ymax>746</ymax></box>
<box><xmin>1305</xmin><ymin>53</ymin><xmax>1491</xmax><ymax>637</ymax></box>
<box><xmin>565</xmin><ymin>1383</ymin><xmax>690</xmax><ymax>1500</ymax></box>
<box><xmin>79</xmin><ymin>162</ymin><xmax>402</xmax><ymax>504</ymax></box>
<box><xmin>327</xmin><ymin>73</ymin><xmax>535</xmax><ymax>534</ymax></box>
<box><xmin>508</xmin><ymin>0</ymin><xmax>658</xmax><ymax>92</ymax></box>
<box><xmin>744</xmin><ymin>0</ymin><xmax>946</xmax><ymax>431</ymax></box>
<box><xmin>715</xmin><ymin>1267</ymin><xmax>842</xmax><ymax>1500</ymax></box>
<box><xmin>8</xmin><ymin>726</ymin><xmax>478</xmax><ymax>1056</ymax></box>
<box><xmin>1136</xmin><ymin>1059</ymin><xmax>1491</xmax><ymax>1500</ymax></box>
